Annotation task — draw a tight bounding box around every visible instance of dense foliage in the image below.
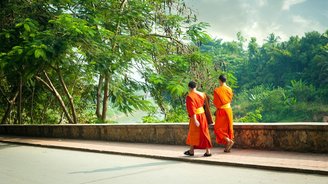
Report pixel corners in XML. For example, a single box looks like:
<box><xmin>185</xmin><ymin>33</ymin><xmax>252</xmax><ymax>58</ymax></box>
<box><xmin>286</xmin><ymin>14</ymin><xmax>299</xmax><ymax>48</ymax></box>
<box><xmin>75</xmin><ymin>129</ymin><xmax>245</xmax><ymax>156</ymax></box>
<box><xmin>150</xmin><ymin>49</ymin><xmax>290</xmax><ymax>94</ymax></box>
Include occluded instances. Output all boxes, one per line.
<box><xmin>0</xmin><ymin>0</ymin><xmax>201</xmax><ymax>124</ymax></box>
<box><xmin>201</xmin><ymin>32</ymin><xmax>328</xmax><ymax>122</ymax></box>
<box><xmin>1</xmin><ymin>0</ymin><xmax>327</xmax><ymax>124</ymax></box>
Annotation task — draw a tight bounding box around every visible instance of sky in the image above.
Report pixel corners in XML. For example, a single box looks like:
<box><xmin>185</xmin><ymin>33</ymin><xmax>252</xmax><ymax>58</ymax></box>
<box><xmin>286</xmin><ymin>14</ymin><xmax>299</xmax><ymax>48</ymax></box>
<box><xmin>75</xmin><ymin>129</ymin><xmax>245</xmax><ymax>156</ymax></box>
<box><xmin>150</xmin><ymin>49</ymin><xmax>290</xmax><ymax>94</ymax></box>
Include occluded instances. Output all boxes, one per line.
<box><xmin>185</xmin><ymin>0</ymin><xmax>328</xmax><ymax>44</ymax></box>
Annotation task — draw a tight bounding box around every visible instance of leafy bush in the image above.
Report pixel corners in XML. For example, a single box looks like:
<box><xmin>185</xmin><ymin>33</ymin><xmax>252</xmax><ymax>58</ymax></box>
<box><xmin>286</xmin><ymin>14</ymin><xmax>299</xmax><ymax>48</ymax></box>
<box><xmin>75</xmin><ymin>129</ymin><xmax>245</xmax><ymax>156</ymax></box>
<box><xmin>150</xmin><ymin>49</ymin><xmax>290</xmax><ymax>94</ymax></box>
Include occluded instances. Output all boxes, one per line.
<box><xmin>236</xmin><ymin>108</ymin><xmax>262</xmax><ymax>122</ymax></box>
<box><xmin>142</xmin><ymin>116</ymin><xmax>161</xmax><ymax>123</ymax></box>
<box><xmin>287</xmin><ymin>80</ymin><xmax>316</xmax><ymax>102</ymax></box>
<box><xmin>233</xmin><ymin>85</ymin><xmax>269</xmax><ymax>121</ymax></box>
<box><xmin>142</xmin><ymin>105</ymin><xmax>162</xmax><ymax>123</ymax></box>
<box><xmin>234</xmin><ymin>81</ymin><xmax>328</xmax><ymax>122</ymax></box>
<box><xmin>164</xmin><ymin>108</ymin><xmax>189</xmax><ymax>123</ymax></box>
<box><xmin>316</xmin><ymin>86</ymin><xmax>328</xmax><ymax>103</ymax></box>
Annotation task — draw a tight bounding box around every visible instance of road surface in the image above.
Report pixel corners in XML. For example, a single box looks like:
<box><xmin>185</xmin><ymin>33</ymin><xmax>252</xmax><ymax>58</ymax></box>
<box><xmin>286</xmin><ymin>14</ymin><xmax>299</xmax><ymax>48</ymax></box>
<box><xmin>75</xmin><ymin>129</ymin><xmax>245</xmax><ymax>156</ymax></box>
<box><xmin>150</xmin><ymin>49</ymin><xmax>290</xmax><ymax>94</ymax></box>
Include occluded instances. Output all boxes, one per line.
<box><xmin>0</xmin><ymin>142</ymin><xmax>326</xmax><ymax>184</ymax></box>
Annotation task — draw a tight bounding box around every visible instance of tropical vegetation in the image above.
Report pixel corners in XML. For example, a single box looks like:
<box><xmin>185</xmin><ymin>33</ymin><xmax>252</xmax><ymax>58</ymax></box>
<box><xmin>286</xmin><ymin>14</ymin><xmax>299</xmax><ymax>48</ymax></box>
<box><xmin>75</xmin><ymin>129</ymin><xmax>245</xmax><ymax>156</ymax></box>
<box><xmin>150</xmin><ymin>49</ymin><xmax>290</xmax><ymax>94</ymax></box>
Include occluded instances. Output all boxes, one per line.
<box><xmin>1</xmin><ymin>0</ymin><xmax>327</xmax><ymax>124</ymax></box>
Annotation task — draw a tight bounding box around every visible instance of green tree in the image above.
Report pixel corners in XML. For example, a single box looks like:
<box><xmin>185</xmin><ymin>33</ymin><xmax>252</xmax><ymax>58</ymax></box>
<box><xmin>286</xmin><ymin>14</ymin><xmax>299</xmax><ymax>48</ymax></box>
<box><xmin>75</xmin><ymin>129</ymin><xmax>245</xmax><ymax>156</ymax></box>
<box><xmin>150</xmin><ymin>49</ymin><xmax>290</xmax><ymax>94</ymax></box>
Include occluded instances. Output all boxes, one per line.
<box><xmin>0</xmin><ymin>0</ymin><xmax>204</xmax><ymax>124</ymax></box>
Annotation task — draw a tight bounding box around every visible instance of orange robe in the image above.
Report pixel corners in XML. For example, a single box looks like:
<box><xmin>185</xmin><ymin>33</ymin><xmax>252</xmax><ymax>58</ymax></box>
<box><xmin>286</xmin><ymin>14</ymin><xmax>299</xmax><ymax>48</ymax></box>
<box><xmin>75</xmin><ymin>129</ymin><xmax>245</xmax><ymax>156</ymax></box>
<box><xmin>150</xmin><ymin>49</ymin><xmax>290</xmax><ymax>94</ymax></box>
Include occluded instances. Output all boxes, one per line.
<box><xmin>186</xmin><ymin>91</ymin><xmax>212</xmax><ymax>149</ymax></box>
<box><xmin>213</xmin><ymin>85</ymin><xmax>234</xmax><ymax>145</ymax></box>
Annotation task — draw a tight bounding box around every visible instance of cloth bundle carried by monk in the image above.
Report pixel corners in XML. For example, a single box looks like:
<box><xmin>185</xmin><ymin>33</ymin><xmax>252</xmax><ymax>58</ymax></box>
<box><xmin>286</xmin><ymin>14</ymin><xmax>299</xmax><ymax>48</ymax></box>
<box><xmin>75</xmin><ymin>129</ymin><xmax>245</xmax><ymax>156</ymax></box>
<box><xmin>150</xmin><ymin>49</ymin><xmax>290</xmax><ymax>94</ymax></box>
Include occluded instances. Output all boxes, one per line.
<box><xmin>203</xmin><ymin>94</ymin><xmax>213</xmax><ymax>125</ymax></box>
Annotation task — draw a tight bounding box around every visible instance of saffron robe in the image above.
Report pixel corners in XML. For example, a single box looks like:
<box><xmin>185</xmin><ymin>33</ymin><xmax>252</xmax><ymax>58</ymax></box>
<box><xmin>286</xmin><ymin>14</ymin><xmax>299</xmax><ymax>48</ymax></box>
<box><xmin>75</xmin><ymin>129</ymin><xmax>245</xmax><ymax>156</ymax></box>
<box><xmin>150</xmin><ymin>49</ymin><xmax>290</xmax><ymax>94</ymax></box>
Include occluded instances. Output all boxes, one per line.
<box><xmin>186</xmin><ymin>91</ymin><xmax>212</xmax><ymax>149</ymax></box>
<box><xmin>213</xmin><ymin>85</ymin><xmax>234</xmax><ymax>145</ymax></box>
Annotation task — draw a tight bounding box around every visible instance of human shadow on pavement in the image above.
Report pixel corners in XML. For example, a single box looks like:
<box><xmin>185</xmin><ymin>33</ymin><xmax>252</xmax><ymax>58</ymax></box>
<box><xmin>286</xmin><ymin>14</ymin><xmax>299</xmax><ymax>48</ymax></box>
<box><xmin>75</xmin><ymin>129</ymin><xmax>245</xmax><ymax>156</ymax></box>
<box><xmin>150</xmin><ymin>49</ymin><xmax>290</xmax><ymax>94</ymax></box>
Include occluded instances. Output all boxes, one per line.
<box><xmin>69</xmin><ymin>161</ymin><xmax>179</xmax><ymax>174</ymax></box>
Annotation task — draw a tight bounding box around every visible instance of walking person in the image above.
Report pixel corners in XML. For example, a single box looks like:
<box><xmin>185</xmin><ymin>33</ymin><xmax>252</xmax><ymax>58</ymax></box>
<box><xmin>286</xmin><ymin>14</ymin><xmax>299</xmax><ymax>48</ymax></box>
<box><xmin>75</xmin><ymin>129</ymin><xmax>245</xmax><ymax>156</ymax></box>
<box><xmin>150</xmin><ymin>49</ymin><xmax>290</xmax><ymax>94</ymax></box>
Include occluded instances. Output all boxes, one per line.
<box><xmin>213</xmin><ymin>75</ymin><xmax>234</xmax><ymax>152</ymax></box>
<box><xmin>184</xmin><ymin>81</ymin><xmax>212</xmax><ymax>157</ymax></box>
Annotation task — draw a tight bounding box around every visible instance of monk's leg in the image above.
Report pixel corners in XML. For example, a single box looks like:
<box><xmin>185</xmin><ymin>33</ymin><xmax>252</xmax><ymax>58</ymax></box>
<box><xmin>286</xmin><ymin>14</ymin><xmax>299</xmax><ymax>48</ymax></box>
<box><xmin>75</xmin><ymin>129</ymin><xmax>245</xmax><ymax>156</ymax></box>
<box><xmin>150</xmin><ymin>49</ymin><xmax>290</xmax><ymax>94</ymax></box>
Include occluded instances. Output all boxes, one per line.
<box><xmin>189</xmin><ymin>146</ymin><xmax>194</xmax><ymax>154</ymax></box>
<box><xmin>224</xmin><ymin>136</ymin><xmax>234</xmax><ymax>152</ymax></box>
<box><xmin>205</xmin><ymin>148</ymin><xmax>211</xmax><ymax>154</ymax></box>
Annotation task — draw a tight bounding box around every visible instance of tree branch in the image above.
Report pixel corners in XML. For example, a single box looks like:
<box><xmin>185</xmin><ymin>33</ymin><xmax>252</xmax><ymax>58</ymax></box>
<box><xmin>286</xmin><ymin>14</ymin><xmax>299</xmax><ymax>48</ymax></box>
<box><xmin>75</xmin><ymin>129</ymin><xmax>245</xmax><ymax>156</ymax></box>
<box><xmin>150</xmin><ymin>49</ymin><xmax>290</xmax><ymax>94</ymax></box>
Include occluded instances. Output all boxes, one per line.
<box><xmin>0</xmin><ymin>86</ymin><xmax>10</xmax><ymax>103</ymax></box>
<box><xmin>35</xmin><ymin>76</ymin><xmax>54</xmax><ymax>93</ymax></box>
<box><xmin>145</xmin><ymin>33</ymin><xmax>192</xmax><ymax>53</ymax></box>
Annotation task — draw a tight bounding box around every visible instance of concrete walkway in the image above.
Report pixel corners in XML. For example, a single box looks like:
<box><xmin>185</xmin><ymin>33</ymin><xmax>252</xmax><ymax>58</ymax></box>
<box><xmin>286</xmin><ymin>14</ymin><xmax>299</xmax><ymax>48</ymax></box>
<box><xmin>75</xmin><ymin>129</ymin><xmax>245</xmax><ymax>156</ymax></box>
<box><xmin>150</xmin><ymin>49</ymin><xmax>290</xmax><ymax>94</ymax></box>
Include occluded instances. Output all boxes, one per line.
<box><xmin>0</xmin><ymin>135</ymin><xmax>327</xmax><ymax>175</ymax></box>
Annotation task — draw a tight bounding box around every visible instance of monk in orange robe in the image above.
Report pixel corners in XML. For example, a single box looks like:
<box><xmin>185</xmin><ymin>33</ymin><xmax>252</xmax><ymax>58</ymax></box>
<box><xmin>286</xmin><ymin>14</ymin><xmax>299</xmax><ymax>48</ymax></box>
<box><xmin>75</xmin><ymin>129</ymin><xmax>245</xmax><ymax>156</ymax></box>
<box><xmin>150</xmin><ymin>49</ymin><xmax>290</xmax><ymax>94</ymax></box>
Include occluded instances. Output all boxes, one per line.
<box><xmin>184</xmin><ymin>81</ymin><xmax>212</xmax><ymax>157</ymax></box>
<box><xmin>213</xmin><ymin>75</ymin><xmax>234</xmax><ymax>152</ymax></box>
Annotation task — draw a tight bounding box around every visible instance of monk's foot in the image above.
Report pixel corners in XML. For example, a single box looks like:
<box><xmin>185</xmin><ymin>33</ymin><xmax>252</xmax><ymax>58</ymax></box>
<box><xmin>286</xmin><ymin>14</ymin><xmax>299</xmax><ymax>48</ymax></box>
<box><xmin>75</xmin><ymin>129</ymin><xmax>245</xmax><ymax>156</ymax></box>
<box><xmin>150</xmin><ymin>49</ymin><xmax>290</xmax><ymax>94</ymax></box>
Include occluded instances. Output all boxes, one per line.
<box><xmin>224</xmin><ymin>144</ymin><xmax>229</xmax><ymax>152</ymax></box>
<box><xmin>184</xmin><ymin>150</ymin><xmax>194</xmax><ymax>156</ymax></box>
<box><xmin>203</xmin><ymin>152</ymin><xmax>212</xmax><ymax>157</ymax></box>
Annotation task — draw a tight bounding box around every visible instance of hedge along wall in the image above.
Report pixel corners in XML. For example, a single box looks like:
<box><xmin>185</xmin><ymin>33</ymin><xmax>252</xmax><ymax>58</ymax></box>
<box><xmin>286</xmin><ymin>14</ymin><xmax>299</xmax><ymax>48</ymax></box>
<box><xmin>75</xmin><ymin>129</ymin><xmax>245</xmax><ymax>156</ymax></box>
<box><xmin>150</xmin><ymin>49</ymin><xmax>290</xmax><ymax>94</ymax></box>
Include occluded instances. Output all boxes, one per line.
<box><xmin>0</xmin><ymin>123</ymin><xmax>327</xmax><ymax>153</ymax></box>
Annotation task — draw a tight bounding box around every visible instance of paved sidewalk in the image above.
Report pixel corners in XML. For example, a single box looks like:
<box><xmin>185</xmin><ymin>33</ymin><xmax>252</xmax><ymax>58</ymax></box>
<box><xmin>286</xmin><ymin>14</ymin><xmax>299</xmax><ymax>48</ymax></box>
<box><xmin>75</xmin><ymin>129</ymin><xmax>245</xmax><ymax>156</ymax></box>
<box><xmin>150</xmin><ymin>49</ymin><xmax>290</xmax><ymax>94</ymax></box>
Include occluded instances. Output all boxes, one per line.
<box><xmin>0</xmin><ymin>135</ymin><xmax>327</xmax><ymax>175</ymax></box>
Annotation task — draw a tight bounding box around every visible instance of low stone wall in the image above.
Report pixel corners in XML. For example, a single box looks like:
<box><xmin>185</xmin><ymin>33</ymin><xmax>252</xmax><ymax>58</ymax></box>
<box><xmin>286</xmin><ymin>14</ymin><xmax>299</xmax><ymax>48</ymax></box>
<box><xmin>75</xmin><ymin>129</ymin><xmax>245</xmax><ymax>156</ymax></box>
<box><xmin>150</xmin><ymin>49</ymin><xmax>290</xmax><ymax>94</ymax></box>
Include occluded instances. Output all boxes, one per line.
<box><xmin>233</xmin><ymin>123</ymin><xmax>328</xmax><ymax>153</ymax></box>
<box><xmin>0</xmin><ymin>123</ymin><xmax>327</xmax><ymax>153</ymax></box>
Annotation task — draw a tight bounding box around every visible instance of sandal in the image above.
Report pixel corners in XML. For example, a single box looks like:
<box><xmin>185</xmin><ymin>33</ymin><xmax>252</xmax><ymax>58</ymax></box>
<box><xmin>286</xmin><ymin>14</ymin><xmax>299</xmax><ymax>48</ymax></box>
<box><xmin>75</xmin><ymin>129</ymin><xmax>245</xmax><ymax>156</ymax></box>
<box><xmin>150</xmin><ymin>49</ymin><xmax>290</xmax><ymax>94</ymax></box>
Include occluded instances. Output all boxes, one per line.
<box><xmin>184</xmin><ymin>150</ymin><xmax>194</xmax><ymax>156</ymax></box>
<box><xmin>203</xmin><ymin>153</ymin><xmax>212</xmax><ymax>157</ymax></box>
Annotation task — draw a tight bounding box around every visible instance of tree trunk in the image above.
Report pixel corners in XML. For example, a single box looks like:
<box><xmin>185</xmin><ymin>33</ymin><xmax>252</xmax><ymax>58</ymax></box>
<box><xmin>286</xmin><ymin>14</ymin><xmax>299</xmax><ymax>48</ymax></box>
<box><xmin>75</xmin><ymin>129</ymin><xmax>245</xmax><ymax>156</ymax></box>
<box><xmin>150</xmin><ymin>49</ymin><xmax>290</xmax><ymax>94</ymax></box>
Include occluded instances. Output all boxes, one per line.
<box><xmin>30</xmin><ymin>84</ymin><xmax>35</xmax><ymax>123</ymax></box>
<box><xmin>96</xmin><ymin>74</ymin><xmax>104</xmax><ymax>119</ymax></box>
<box><xmin>101</xmin><ymin>74</ymin><xmax>110</xmax><ymax>122</ymax></box>
<box><xmin>58</xmin><ymin>112</ymin><xmax>65</xmax><ymax>124</ymax></box>
<box><xmin>2</xmin><ymin>105</ymin><xmax>12</xmax><ymax>124</ymax></box>
<box><xmin>57</xmin><ymin>69</ymin><xmax>78</xmax><ymax>124</ymax></box>
<box><xmin>17</xmin><ymin>75</ymin><xmax>23</xmax><ymax>124</ymax></box>
<box><xmin>35</xmin><ymin>72</ymin><xmax>74</xmax><ymax>124</ymax></box>
<box><xmin>152</xmin><ymin>90</ymin><xmax>167</xmax><ymax>118</ymax></box>
<box><xmin>1</xmin><ymin>91</ymin><xmax>19</xmax><ymax>124</ymax></box>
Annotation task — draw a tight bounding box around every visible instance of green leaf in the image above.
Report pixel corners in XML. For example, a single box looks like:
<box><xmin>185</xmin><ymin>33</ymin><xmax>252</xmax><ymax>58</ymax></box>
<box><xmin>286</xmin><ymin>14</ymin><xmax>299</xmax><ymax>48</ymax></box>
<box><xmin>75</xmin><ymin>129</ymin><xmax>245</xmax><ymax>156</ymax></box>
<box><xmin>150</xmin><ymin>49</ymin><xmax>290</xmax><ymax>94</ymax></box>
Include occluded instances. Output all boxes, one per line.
<box><xmin>15</xmin><ymin>22</ymin><xmax>23</xmax><ymax>27</ymax></box>
<box><xmin>24</xmin><ymin>23</ymin><xmax>30</xmax><ymax>32</ymax></box>
<box><xmin>17</xmin><ymin>49</ymin><xmax>23</xmax><ymax>55</ymax></box>
<box><xmin>149</xmin><ymin>74</ymin><xmax>165</xmax><ymax>85</ymax></box>
<box><xmin>34</xmin><ymin>49</ymin><xmax>46</xmax><ymax>59</ymax></box>
<box><xmin>12</xmin><ymin>46</ymin><xmax>22</xmax><ymax>50</ymax></box>
<box><xmin>167</xmin><ymin>81</ymin><xmax>186</xmax><ymax>96</ymax></box>
<box><xmin>5</xmin><ymin>33</ymin><xmax>10</xmax><ymax>38</ymax></box>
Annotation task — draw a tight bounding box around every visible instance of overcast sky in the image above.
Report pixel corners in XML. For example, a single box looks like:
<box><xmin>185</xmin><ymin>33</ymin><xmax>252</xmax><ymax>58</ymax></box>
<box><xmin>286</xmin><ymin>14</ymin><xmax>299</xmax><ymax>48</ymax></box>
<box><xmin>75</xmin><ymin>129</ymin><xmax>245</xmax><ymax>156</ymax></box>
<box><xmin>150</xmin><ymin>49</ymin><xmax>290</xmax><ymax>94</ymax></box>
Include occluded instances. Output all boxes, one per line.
<box><xmin>185</xmin><ymin>0</ymin><xmax>328</xmax><ymax>44</ymax></box>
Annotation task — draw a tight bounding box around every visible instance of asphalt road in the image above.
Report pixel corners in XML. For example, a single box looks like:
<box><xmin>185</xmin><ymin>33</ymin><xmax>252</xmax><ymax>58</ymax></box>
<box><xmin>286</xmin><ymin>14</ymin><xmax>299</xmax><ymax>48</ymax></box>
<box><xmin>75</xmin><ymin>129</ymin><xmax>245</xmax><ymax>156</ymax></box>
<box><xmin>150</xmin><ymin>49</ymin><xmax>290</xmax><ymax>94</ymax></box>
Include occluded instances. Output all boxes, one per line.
<box><xmin>0</xmin><ymin>142</ymin><xmax>327</xmax><ymax>184</ymax></box>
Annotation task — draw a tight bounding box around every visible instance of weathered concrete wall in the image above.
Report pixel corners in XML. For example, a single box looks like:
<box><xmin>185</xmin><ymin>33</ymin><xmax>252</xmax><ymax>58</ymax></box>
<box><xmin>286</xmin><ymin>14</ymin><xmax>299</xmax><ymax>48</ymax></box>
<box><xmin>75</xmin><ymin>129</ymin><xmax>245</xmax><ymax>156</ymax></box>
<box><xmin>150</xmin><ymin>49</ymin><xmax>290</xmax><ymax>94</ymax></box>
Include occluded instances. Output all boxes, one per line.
<box><xmin>233</xmin><ymin>123</ymin><xmax>328</xmax><ymax>153</ymax></box>
<box><xmin>0</xmin><ymin>123</ymin><xmax>327</xmax><ymax>153</ymax></box>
